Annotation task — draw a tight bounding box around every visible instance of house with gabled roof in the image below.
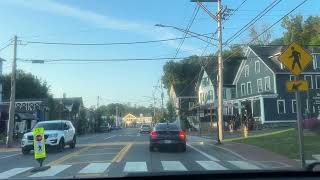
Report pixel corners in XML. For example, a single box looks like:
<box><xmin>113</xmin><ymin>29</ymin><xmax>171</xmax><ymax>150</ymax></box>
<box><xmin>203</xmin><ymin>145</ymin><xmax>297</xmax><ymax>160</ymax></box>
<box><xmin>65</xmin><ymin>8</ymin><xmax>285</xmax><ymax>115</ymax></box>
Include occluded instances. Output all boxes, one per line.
<box><xmin>229</xmin><ymin>45</ymin><xmax>320</xmax><ymax>125</ymax></box>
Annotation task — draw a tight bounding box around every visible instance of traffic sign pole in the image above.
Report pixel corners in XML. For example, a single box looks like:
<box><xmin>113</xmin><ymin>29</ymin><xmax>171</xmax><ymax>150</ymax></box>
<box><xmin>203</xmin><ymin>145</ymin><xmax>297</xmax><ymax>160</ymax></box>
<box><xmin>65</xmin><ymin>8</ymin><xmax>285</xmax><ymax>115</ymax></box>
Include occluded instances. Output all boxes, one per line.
<box><xmin>295</xmin><ymin>75</ymin><xmax>305</xmax><ymax>169</ymax></box>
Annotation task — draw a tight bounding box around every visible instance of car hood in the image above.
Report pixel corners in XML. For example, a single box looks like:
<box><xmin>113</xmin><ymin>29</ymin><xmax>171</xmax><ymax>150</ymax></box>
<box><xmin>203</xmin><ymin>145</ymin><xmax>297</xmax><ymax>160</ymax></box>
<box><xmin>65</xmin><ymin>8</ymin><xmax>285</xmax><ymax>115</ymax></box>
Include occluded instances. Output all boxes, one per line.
<box><xmin>24</xmin><ymin>130</ymin><xmax>62</xmax><ymax>136</ymax></box>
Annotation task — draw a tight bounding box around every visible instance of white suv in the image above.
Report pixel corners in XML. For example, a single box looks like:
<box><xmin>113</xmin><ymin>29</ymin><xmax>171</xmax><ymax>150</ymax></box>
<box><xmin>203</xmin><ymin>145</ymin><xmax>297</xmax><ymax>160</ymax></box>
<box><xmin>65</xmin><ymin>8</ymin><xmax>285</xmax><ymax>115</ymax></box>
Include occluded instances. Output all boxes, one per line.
<box><xmin>21</xmin><ymin>120</ymin><xmax>76</xmax><ymax>154</ymax></box>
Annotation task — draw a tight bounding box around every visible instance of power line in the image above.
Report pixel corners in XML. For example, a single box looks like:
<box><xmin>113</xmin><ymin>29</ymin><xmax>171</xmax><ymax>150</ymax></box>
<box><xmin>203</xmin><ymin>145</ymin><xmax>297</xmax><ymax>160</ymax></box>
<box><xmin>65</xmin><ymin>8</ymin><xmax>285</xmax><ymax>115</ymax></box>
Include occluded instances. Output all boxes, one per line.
<box><xmin>21</xmin><ymin>32</ymin><xmax>214</xmax><ymax>46</ymax></box>
<box><xmin>18</xmin><ymin>56</ymin><xmax>211</xmax><ymax>63</ymax></box>
<box><xmin>0</xmin><ymin>42</ymin><xmax>12</xmax><ymax>52</ymax></box>
<box><xmin>224</xmin><ymin>0</ymin><xmax>282</xmax><ymax>46</ymax></box>
<box><xmin>223</xmin><ymin>0</ymin><xmax>309</xmax><ymax>64</ymax></box>
<box><xmin>172</xmin><ymin>5</ymin><xmax>200</xmax><ymax>61</ymax></box>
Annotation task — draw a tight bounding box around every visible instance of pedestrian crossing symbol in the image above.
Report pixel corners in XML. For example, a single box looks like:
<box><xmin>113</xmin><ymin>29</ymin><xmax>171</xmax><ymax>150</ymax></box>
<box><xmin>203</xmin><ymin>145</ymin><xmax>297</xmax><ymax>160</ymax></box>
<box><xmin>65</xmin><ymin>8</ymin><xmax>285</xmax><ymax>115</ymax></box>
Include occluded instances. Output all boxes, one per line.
<box><xmin>279</xmin><ymin>42</ymin><xmax>313</xmax><ymax>76</ymax></box>
<box><xmin>33</xmin><ymin>128</ymin><xmax>46</xmax><ymax>159</ymax></box>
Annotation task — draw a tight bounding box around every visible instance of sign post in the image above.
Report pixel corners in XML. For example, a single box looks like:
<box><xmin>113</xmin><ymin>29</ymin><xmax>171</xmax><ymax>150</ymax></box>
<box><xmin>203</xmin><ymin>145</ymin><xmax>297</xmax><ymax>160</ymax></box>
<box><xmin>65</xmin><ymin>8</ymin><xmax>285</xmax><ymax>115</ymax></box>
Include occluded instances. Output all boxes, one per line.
<box><xmin>31</xmin><ymin>128</ymin><xmax>50</xmax><ymax>172</ymax></box>
<box><xmin>279</xmin><ymin>42</ymin><xmax>313</xmax><ymax>169</ymax></box>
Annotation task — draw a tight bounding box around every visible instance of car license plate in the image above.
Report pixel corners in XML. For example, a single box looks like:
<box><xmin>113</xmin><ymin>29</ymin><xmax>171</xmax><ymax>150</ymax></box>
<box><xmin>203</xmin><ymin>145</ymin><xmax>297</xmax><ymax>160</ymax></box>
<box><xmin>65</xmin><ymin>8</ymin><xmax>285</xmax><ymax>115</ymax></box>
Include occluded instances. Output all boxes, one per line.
<box><xmin>164</xmin><ymin>140</ymin><xmax>172</xmax><ymax>144</ymax></box>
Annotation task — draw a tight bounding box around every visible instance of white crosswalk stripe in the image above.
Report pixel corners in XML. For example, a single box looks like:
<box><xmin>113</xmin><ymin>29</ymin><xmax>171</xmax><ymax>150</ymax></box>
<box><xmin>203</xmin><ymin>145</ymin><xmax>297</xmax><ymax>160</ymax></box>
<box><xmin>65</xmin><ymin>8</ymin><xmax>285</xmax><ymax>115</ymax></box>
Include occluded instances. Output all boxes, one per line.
<box><xmin>79</xmin><ymin>163</ymin><xmax>111</xmax><ymax>174</ymax></box>
<box><xmin>196</xmin><ymin>161</ymin><xmax>228</xmax><ymax>170</ymax></box>
<box><xmin>0</xmin><ymin>160</ymin><xmax>263</xmax><ymax>178</ymax></box>
<box><xmin>123</xmin><ymin>162</ymin><xmax>148</xmax><ymax>172</ymax></box>
<box><xmin>161</xmin><ymin>161</ymin><xmax>187</xmax><ymax>171</ymax></box>
<box><xmin>228</xmin><ymin>161</ymin><xmax>261</xmax><ymax>170</ymax></box>
<box><xmin>0</xmin><ymin>167</ymin><xmax>33</xmax><ymax>179</ymax></box>
<box><xmin>29</xmin><ymin>165</ymin><xmax>71</xmax><ymax>178</ymax></box>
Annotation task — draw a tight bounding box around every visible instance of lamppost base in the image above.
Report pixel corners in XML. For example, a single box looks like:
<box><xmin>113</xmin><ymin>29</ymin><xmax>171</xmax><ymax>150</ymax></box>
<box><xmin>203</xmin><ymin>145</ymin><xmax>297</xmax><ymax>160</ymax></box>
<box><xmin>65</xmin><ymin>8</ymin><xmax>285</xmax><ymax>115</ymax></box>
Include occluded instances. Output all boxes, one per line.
<box><xmin>215</xmin><ymin>140</ymin><xmax>222</xmax><ymax>145</ymax></box>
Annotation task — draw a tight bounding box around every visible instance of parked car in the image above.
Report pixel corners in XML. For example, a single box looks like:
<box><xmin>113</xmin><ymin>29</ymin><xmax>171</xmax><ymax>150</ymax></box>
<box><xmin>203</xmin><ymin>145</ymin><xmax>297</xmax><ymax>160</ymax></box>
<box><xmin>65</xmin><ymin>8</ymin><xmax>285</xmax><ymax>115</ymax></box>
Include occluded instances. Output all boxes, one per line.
<box><xmin>21</xmin><ymin>120</ymin><xmax>76</xmax><ymax>154</ymax></box>
<box><xmin>140</xmin><ymin>124</ymin><xmax>151</xmax><ymax>133</ymax></box>
<box><xmin>149</xmin><ymin>123</ymin><xmax>186</xmax><ymax>152</ymax></box>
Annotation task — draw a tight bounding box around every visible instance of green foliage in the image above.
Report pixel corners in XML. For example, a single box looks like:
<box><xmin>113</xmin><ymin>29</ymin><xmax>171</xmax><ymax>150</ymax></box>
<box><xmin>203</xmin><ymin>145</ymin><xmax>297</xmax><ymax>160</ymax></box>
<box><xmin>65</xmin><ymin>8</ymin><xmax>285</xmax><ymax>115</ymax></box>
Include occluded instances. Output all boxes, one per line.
<box><xmin>2</xmin><ymin>70</ymin><xmax>51</xmax><ymax>100</ymax></box>
<box><xmin>281</xmin><ymin>15</ymin><xmax>320</xmax><ymax>45</ymax></box>
<box><xmin>77</xmin><ymin>108</ymin><xmax>88</xmax><ymax>135</ymax></box>
<box><xmin>161</xmin><ymin>56</ymin><xmax>202</xmax><ymax>91</ymax></box>
<box><xmin>166</xmin><ymin>100</ymin><xmax>176</xmax><ymax>121</ymax></box>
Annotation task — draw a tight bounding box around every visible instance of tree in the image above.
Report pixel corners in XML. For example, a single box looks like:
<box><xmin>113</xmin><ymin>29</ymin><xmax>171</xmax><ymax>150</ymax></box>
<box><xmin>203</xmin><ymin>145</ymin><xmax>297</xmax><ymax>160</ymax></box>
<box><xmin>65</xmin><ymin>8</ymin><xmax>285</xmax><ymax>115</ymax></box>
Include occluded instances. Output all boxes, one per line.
<box><xmin>77</xmin><ymin>108</ymin><xmax>88</xmax><ymax>135</ymax></box>
<box><xmin>249</xmin><ymin>24</ymin><xmax>272</xmax><ymax>45</ymax></box>
<box><xmin>166</xmin><ymin>100</ymin><xmax>176</xmax><ymax>121</ymax></box>
<box><xmin>162</xmin><ymin>56</ymin><xmax>202</xmax><ymax>91</ymax></box>
<box><xmin>2</xmin><ymin>70</ymin><xmax>51</xmax><ymax>100</ymax></box>
<box><xmin>281</xmin><ymin>15</ymin><xmax>304</xmax><ymax>44</ymax></box>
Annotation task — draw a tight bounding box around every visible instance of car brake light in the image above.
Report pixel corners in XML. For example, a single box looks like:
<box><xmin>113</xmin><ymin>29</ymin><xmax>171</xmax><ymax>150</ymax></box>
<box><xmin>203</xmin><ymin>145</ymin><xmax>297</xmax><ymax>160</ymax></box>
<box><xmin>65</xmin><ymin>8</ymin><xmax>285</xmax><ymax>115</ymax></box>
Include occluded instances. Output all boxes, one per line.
<box><xmin>179</xmin><ymin>130</ymin><xmax>185</xmax><ymax>139</ymax></box>
<box><xmin>151</xmin><ymin>131</ymin><xmax>157</xmax><ymax>138</ymax></box>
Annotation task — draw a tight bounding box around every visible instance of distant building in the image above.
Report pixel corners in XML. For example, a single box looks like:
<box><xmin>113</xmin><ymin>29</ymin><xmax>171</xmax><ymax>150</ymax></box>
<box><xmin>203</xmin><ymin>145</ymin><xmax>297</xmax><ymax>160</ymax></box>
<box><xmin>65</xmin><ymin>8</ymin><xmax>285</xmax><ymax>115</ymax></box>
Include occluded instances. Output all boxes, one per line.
<box><xmin>123</xmin><ymin>113</ymin><xmax>152</xmax><ymax>127</ymax></box>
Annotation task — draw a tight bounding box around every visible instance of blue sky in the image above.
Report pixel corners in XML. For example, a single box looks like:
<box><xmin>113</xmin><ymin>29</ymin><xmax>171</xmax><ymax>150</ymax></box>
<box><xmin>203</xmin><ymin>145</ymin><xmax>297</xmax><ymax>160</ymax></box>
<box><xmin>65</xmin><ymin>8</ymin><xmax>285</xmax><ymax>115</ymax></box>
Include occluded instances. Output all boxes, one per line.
<box><xmin>0</xmin><ymin>0</ymin><xmax>318</xmax><ymax>108</ymax></box>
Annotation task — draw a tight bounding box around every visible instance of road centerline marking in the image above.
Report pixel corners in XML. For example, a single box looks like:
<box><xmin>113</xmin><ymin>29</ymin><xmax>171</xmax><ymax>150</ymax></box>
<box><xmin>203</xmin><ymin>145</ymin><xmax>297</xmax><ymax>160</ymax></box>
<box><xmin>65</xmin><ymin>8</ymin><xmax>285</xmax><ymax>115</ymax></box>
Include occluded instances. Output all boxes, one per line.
<box><xmin>47</xmin><ymin>146</ymin><xmax>92</xmax><ymax>166</ymax></box>
<box><xmin>187</xmin><ymin>144</ymin><xmax>219</xmax><ymax>161</ymax></box>
<box><xmin>112</xmin><ymin>143</ymin><xmax>133</xmax><ymax>163</ymax></box>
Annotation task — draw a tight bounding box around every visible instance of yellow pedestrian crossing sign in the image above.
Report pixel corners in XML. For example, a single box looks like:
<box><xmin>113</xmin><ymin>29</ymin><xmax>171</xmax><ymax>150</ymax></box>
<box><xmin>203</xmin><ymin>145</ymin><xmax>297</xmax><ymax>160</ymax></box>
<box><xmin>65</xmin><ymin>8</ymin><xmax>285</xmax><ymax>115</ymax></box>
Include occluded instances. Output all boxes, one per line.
<box><xmin>286</xmin><ymin>80</ymin><xmax>309</xmax><ymax>92</ymax></box>
<box><xmin>33</xmin><ymin>128</ymin><xmax>46</xmax><ymax>159</ymax></box>
<box><xmin>279</xmin><ymin>42</ymin><xmax>313</xmax><ymax>76</ymax></box>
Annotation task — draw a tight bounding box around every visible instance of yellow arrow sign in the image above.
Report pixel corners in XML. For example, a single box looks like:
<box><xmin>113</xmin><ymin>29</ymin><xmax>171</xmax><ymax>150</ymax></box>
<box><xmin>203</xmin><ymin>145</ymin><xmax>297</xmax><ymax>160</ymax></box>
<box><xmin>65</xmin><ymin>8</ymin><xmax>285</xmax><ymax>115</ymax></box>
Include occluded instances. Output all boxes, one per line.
<box><xmin>286</xmin><ymin>80</ymin><xmax>309</xmax><ymax>92</ymax></box>
<box><xmin>279</xmin><ymin>42</ymin><xmax>313</xmax><ymax>76</ymax></box>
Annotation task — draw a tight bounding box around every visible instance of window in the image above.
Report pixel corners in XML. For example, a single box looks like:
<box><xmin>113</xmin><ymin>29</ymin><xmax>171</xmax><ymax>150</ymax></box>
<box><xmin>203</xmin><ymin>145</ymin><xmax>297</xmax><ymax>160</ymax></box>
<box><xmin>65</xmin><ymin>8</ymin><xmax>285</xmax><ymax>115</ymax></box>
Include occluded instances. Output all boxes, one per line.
<box><xmin>265</xmin><ymin>76</ymin><xmax>271</xmax><ymax>91</ymax></box>
<box><xmin>223</xmin><ymin>89</ymin><xmax>227</xmax><ymax>99</ymax></box>
<box><xmin>255</xmin><ymin>61</ymin><xmax>260</xmax><ymax>73</ymax></box>
<box><xmin>247</xmin><ymin>82</ymin><xmax>252</xmax><ymax>95</ymax></box>
<box><xmin>304</xmin><ymin>75</ymin><xmax>313</xmax><ymax>89</ymax></box>
<box><xmin>241</xmin><ymin>83</ymin><xmax>246</xmax><ymax>96</ymax></box>
<box><xmin>277</xmin><ymin>100</ymin><xmax>286</xmax><ymax>114</ymax></box>
<box><xmin>244</xmin><ymin>65</ymin><xmax>249</xmax><ymax>77</ymax></box>
<box><xmin>257</xmin><ymin>79</ymin><xmax>263</xmax><ymax>92</ymax></box>
<box><xmin>290</xmin><ymin>75</ymin><xmax>295</xmax><ymax>81</ymax></box>
<box><xmin>292</xmin><ymin>100</ymin><xmax>296</xmax><ymax>113</ymax></box>
<box><xmin>231</xmin><ymin>88</ymin><xmax>236</xmax><ymax>98</ymax></box>
<box><xmin>313</xmin><ymin>54</ymin><xmax>320</xmax><ymax>69</ymax></box>
<box><xmin>316</xmin><ymin>75</ymin><xmax>320</xmax><ymax>89</ymax></box>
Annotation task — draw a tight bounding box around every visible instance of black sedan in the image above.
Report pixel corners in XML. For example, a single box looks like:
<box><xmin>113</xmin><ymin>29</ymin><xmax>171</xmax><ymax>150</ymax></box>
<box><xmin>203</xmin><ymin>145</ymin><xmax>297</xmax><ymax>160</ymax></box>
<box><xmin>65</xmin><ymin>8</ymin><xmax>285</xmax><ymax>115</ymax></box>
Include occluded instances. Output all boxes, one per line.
<box><xmin>149</xmin><ymin>123</ymin><xmax>186</xmax><ymax>152</ymax></box>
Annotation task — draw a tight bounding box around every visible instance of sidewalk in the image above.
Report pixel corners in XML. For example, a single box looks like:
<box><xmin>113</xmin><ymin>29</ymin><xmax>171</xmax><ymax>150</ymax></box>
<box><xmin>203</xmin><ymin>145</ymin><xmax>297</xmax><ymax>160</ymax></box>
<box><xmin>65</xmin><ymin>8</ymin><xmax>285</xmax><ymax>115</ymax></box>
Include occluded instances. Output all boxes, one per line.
<box><xmin>187</xmin><ymin>134</ymin><xmax>300</xmax><ymax>169</ymax></box>
<box><xmin>187</xmin><ymin>127</ymin><xmax>289</xmax><ymax>141</ymax></box>
<box><xmin>0</xmin><ymin>140</ymin><xmax>20</xmax><ymax>152</ymax></box>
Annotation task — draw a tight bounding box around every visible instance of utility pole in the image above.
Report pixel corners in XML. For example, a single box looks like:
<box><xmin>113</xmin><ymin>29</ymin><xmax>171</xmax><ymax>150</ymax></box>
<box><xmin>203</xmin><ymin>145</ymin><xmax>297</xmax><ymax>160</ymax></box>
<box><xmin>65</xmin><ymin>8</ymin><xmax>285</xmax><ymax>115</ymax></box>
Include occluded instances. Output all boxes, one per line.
<box><xmin>115</xmin><ymin>105</ymin><xmax>119</xmax><ymax>127</ymax></box>
<box><xmin>192</xmin><ymin>0</ymin><xmax>224</xmax><ymax>142</ymax></box>
<box><xmin>160</xmin><ymin>81</ymin><xmax>164</xmax><ymax>114</ymax></box>
<box><xmin>217</xmin><ymin>0</ymin><xmax>224</xmax><ymax>142</ymax></box>
<box><xmin>97</xmin><ymin>96</ymin><xmax>100</xmax><ymax>109</ymax></box>
<box><xmin>6</xmin><ymin>35</ymin><xmax>17</xmax><ymax>148</ymax></box>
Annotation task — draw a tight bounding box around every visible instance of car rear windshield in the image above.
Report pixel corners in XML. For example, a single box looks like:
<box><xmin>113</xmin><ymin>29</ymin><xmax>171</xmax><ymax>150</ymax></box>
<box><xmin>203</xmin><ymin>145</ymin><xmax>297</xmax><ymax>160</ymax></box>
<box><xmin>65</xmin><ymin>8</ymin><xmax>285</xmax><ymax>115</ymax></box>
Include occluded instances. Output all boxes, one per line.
<box><xmin>155</xmin><ymin>124</ymin><xmax>179</xmax><ymax>131</ymax></box>
<box><xmin>142</xmin><ymin>125</ymin><xmax>150</xmax><ymax>128</ymax></box>
<box><xmin>34</xmin><ymin>122</ymin><xmax>63</xmax><ymax>130</ymax></box>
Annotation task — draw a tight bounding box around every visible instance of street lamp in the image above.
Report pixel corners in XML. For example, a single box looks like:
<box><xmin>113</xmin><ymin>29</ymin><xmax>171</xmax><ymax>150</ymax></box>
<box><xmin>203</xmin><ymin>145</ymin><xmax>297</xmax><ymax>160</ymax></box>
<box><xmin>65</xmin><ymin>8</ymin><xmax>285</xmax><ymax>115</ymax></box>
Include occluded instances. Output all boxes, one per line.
<box><xmin>155</xmin><ymin>24</ymin><xmax>217</xmax><ymax>45</ymax></box>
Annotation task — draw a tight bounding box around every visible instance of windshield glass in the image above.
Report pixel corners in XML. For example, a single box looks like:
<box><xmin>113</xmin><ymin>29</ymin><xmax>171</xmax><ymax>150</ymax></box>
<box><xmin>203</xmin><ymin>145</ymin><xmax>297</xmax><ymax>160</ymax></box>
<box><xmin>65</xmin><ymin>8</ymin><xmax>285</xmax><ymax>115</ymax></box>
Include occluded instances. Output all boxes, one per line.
<box><xmin>0</xmin><ymin>0</ymin><xmax>319</xmax><ymax>179</ymax></box>
<box><xmin>155</xmin><ymin>123</ymin><xmax>179</xmax><ymax>131</ymax></box>
<box><xmin>34</xmin><ymin>122</ymin><xmax>63</xmax><ymax>131</ymax></box>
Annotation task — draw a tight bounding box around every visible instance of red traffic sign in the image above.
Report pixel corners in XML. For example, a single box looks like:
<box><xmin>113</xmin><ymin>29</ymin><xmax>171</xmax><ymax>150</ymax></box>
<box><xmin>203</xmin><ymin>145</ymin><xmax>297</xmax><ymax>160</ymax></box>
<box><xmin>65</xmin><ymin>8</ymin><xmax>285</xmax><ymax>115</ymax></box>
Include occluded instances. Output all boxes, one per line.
<box><xmin>36</xmin><ymin>134</ymin><xmax>42</xmax><ymax>141</ymax></box>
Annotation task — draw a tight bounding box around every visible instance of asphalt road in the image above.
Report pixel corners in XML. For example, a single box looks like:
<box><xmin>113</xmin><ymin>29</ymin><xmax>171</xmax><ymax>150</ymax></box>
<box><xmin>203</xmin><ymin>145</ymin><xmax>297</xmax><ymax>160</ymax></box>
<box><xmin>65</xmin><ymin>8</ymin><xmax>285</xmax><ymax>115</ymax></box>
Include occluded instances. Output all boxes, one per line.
<box><xmin>0</xmin><ymin>128</ymin><xmax>290</xmax><ymax>179</ymax></box>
